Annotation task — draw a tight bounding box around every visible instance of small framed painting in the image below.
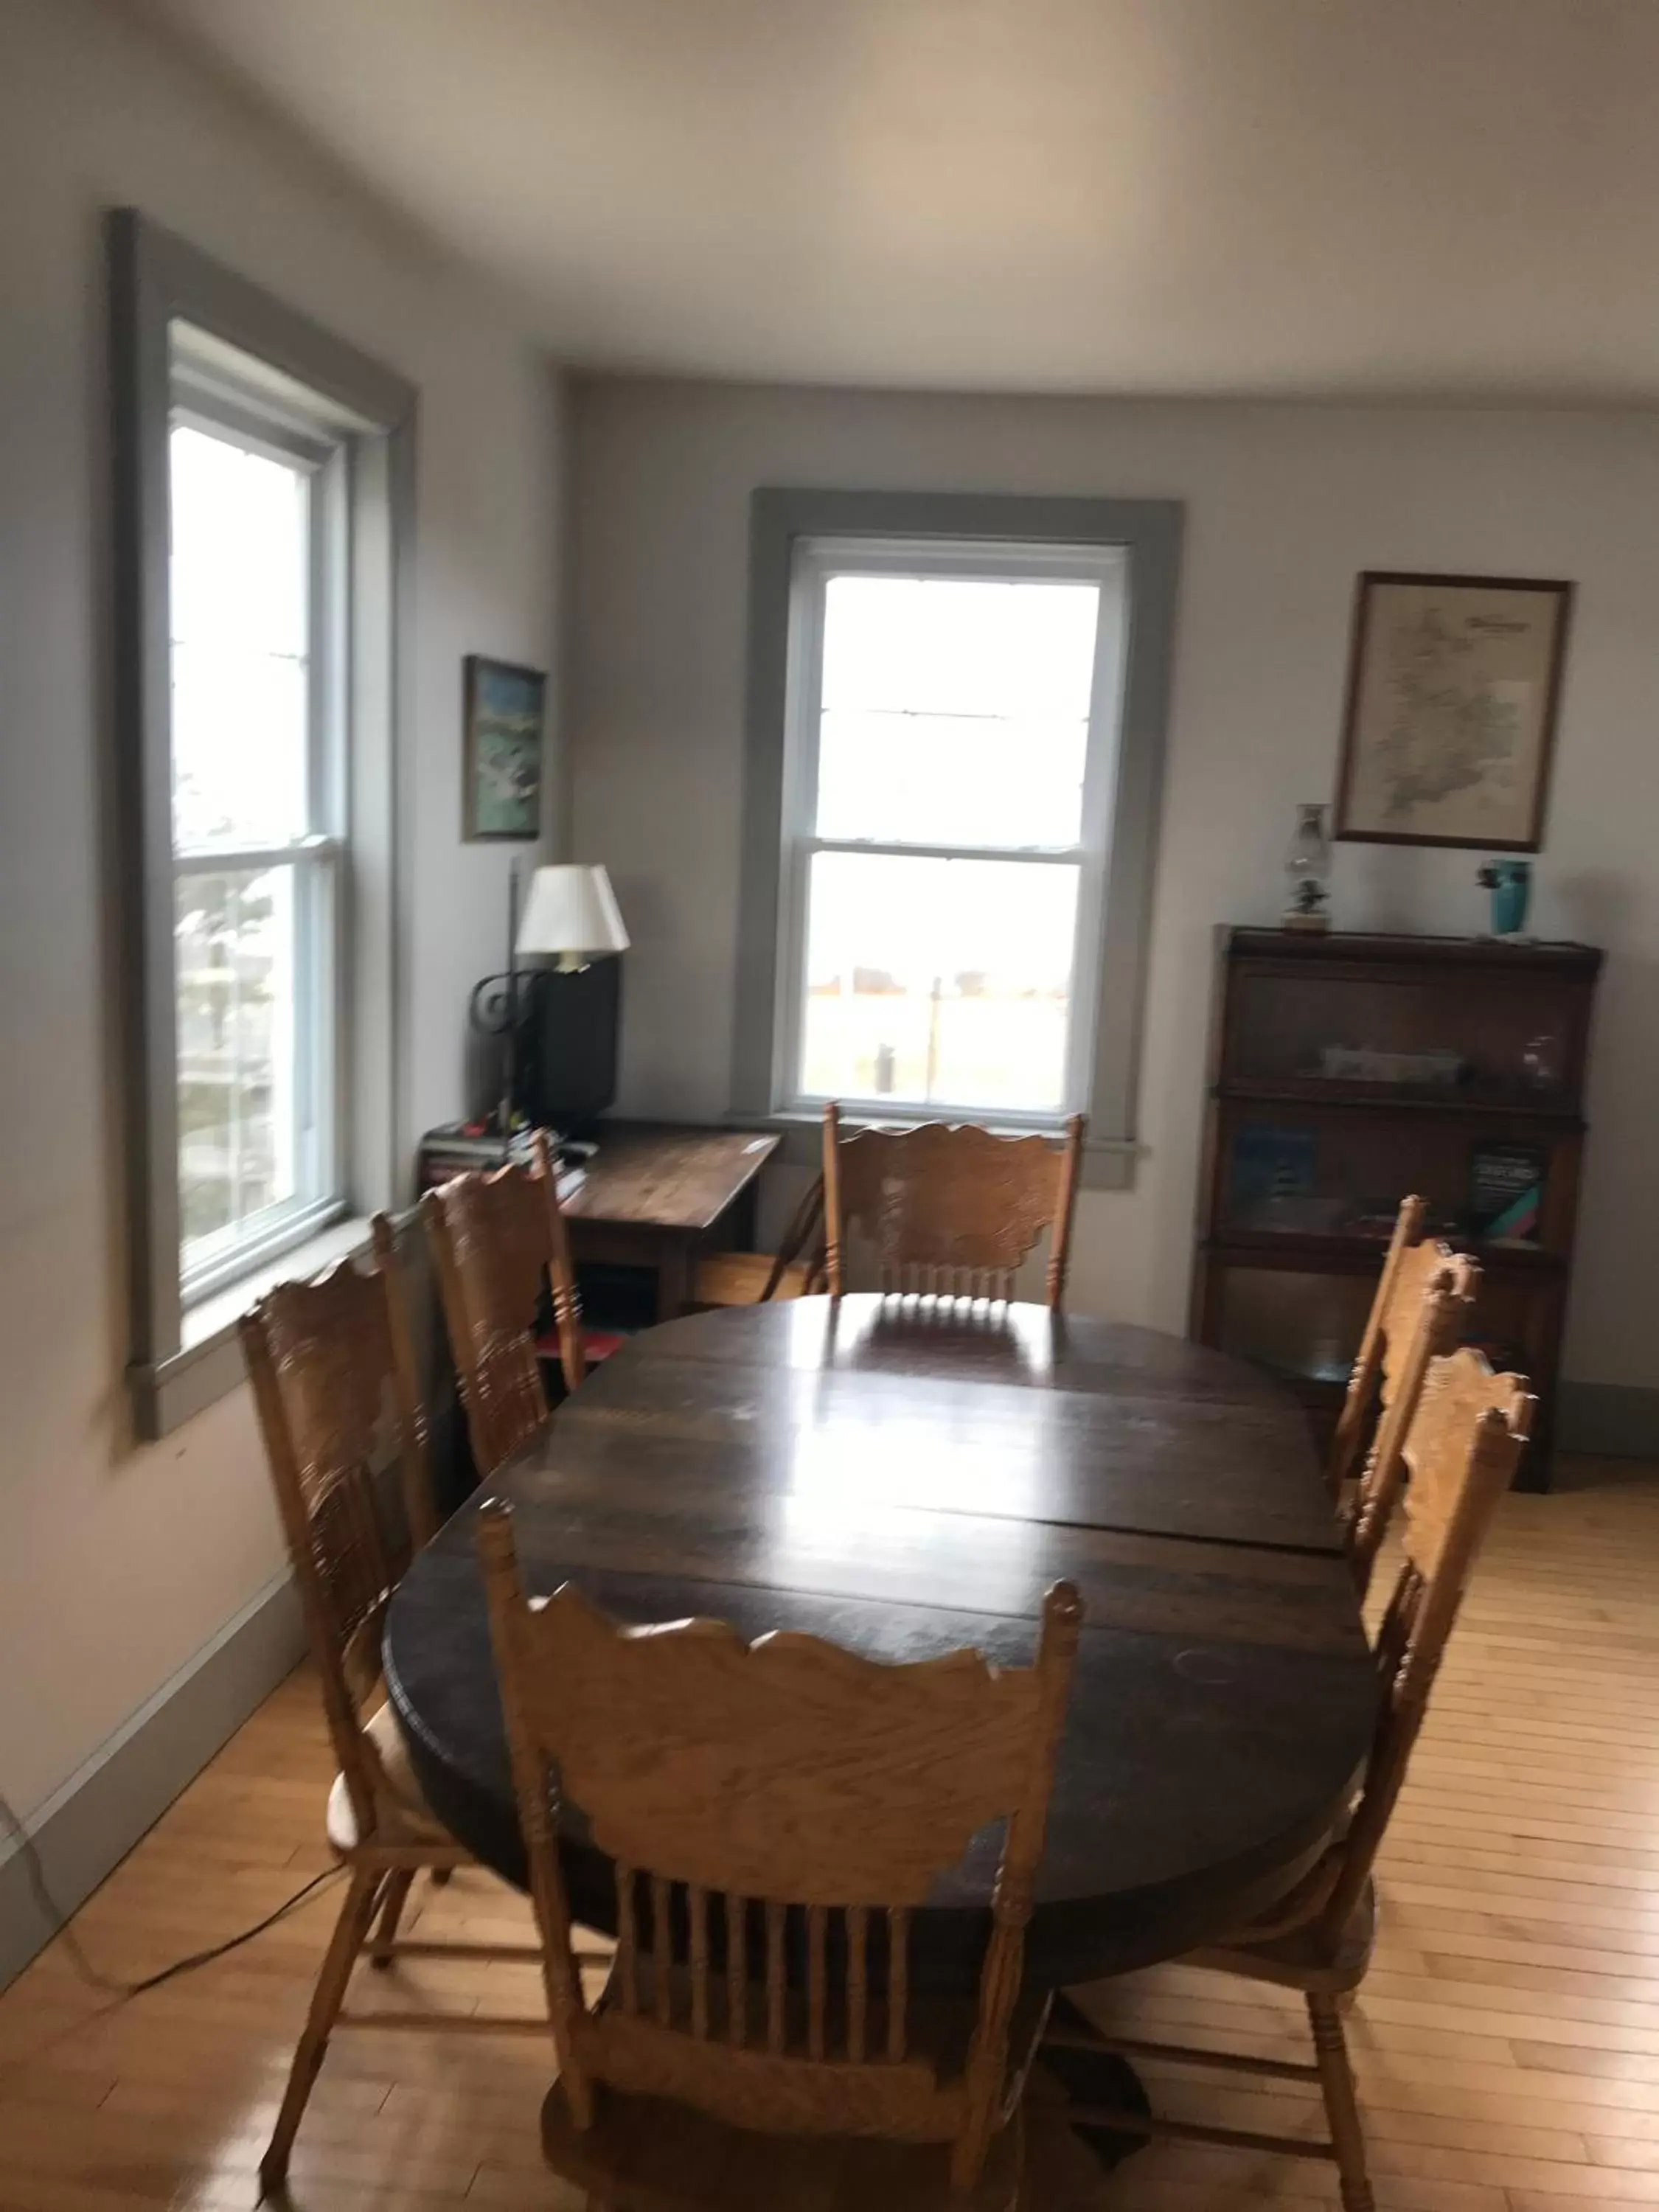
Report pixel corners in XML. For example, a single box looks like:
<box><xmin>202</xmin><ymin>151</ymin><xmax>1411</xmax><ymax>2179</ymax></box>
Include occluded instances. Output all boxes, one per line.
<box><xmin>463</xmin><ymin>655</ymin><xmax>546</xmax><ymax>841</ymax></box>
<box><xmin>1334</xmin><ymin>572</ymin><xmax>1573</xmax><ymax>852</ymax></box>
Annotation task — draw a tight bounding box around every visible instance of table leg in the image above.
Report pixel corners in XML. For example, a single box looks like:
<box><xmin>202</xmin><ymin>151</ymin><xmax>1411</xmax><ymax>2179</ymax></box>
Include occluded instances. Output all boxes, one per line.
<box><xmin>653</xmin><ymin>1237</ymin><xmax>693</xmax><ymax>1324</ymax></box>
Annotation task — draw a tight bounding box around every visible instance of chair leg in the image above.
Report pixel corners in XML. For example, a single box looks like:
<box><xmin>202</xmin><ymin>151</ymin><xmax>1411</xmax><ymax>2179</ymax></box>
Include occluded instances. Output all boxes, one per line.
<box><xmin>260</xmin><ymin>1865</ymin><xmax>383</xmax><ymax>2195</ymax></box>
<box><xmin>369</xmin><ymin>1868</ymin><xmax>417</xmax><ymax>1967</ymax></box>
<box><xmin>1307</xmin><ymin>1993</ymin><xmax>1374</xmax><ymax>2212</ymax></box>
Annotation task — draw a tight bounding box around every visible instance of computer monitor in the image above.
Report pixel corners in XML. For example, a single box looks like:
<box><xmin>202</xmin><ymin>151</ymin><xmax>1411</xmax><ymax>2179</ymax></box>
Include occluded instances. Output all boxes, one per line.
<box><xmin>518</xmin><ymin>959</ymin><xmax>621</xmax><ymax>1136</ymax></box>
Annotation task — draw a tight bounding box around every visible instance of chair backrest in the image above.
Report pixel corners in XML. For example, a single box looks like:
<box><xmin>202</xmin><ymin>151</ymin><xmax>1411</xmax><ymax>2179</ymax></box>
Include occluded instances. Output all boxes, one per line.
<box><xmin>370</xmin><ymin>1211</ymin><xmax>438</xmax><ymax>1551</ymax></box>
<box><xmin>421</xmin><ymin>1128</ymin><xmax>583</xmax><ymax>1478</ymax></box>
<box><xmin>1345</xmin><ymin>1251</ymin><xmax>1481</xmax><ymax>1591</ymax></box>
<box><xmin>1320</xmin><ymin>1346</ymin><xmax>1533</xmax><ymax>1940</ymax></box>
<box><xmin>239</xmin><ymin>1239</ymin><xmax>433</xmax><ymax>1840</ymax></box>
<box><xmin>1327</xmin><ymin>1194</ymin><xmax>1427</xmax><ymax>1493</ymax></box>
<box><xmin>479</xmin><ymin>1503</ymin><xmax>1081</xmax><ymax>2190</ymax></box>
<box><xmin>821</xmin><ymin>1105</ymin><xmax>1085</xmax><ymax>1307</ymax></box>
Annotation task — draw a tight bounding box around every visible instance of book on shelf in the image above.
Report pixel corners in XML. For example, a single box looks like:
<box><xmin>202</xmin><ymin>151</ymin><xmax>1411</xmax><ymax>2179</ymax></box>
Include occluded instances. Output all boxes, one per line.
<box><xmin>1231</xmin><ymin>1124</ymin><xmax>1313</xmax><ymax>1201</ymax></box>
<box><xmin>1229</xmin><ymin>1124</ymin><xmax>1346</xmax><ymax>1232</ymax></box>
<box><xmin>1467</xmin><ymin>1144</ymin><xmax>1544</xmax><ymax>1244</ymax></box>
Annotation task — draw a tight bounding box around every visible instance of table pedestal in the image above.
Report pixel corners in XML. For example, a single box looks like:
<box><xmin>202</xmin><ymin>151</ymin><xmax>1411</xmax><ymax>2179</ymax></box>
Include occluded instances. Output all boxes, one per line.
<box><xmin>1038</xmin><ymin>1993</ymin><xmax>1152</xmax><ymax>2174</ymax></box>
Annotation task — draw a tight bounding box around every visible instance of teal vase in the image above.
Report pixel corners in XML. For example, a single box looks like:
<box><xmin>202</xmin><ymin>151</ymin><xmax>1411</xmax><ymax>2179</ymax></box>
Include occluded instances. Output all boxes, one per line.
<box><xmin>1487</xmin><ymin>860</ymin><xmax>1532</xmax><ymax>938</ymax></box>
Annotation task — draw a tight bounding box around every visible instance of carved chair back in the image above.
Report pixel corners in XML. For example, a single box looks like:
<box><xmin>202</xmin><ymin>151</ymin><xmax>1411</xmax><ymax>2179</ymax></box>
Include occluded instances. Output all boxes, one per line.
<box><xmin>479</xmin><ymin>1503</ymin><xmax>1081</xmax><ymax>2190</ymax></box>
<box><xmin>421</xmin><ymin>1129</ymin><xmax>584</xmax><ymax>1478</ymax></box>
<box><xmin>1327</xmin><ymin>1194</ymin><xmax>1427</xmax><ymax>1493</ymax></box>
<box><xmin>821</xmin><ymin>1105</ymin><xmax>1085</xmax><ymax>1307</ymax></box>
<box><xmin>1318</xmin><ymin>1346</ymin><xmax>1532</xmax><ymax>1943</ymax></box>
<box><xmin>240</xmin><ymin>1234</ymin><xmax>432</xmax><ymax>1841</ymax></box>
<box><xmin>1345</xmin><ymin>1251</ymin><xmax>1481</xmax><ymax>1590</ymax></box>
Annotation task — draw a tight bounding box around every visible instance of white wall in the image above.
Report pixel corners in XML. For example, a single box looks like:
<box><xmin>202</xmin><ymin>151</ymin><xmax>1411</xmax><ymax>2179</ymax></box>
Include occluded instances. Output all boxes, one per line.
<box><xmin>0</xmin><ymin>0</ymin><xmax>563</xmax><ymax>1819</ymax></box>
<box><xmin>567</xmin><ymin>377</ymin><xmax>1659</xmax><ymax>1397</ymax></box>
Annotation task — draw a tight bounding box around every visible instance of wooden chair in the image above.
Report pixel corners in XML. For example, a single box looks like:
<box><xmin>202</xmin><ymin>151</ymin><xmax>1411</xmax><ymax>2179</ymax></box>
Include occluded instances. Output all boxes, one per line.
<box><xmin>365</xmin><ymin>1210</ymin><xmax>440</xmax><ymax>1550</ymax></box>
<box><xmin>1342</xmin><ymin>1246</ymin><xmax>1481</xmax><ymax>1593</ymax></box>
<box><xmin>422</xmin><ymin>1127</ymin><xmax>620</xmax><ymax>1478</ymax></box>
<box><xmin>691</xmin><ymin>1174</ymin><xmax>827</xmax><ymax>1309</ymax></box>
<box><xmin>1046</xmin><ymin>1345</ymin><xmax>1534</xmax><ymax>2212</ymax></box>
<box><xmin>821</xmin><ymin>1105</ymin><xmax>1085</xmax><ymax>1307</ymax></box>
<box><xmin>240</xmin><ymin>1251</ymin><xmax>588</xmax><ymax>2192</ymax></box>
<box><xmin>1327</xmin><ymin>1194</ymin><xmax>1430</xmax><ymax>1494</ymax></box>
<box><xmin>479</xmin><ymin>1501</ymin><xmax>1083</xmax><ymax>2211</ymax></box>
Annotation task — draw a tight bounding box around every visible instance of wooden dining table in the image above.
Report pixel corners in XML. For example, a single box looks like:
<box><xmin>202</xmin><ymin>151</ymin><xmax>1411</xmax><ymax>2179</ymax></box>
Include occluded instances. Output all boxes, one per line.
<box><xmin>386</xmin><ymin>1295</ymin><xmax>1374</xmax><ymax>2023</ymax></box>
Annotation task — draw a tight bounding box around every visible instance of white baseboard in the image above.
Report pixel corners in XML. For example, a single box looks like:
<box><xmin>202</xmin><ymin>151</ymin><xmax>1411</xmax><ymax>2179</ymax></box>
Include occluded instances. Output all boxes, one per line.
<box><xmin>0</xmin><ymin>1569</ymin><xmax>305</xmax><ymax>1993</ymax></box>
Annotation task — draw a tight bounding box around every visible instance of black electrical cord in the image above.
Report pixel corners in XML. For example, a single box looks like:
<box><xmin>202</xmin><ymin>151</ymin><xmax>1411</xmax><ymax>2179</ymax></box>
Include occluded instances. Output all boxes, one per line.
<box><xmin>0</xmin><ymin>1786</ymin><xmax>342</xmax><ymax>2000</ymax></box>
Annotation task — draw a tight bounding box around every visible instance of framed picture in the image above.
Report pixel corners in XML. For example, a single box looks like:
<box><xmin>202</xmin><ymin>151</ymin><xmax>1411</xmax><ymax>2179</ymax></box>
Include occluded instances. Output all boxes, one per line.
<box><xmin>1334</xmin><ymin>571</ymin><xmax>1573</xmax><ymax>851</ymax></box>
<box><xmin>463</xmin><ymin>655</ymin><xmax>546</xmax><ymax>841</ymax></box>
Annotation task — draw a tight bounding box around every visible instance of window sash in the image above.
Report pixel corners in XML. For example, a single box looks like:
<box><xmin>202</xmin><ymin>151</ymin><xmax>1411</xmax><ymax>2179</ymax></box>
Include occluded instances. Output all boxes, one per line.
<box><xmin>173</xmin><ymin>841</ymin><xmax>344</xmax><ymax>1304</ymax></box>
<box><xmin>773</xmin><ymin>538</ymin><xmax>1125</xmax><ymax>1123</ymax></box>
<box><xmin>167</xmin><ymin>385</ymin><xmax>350</xmax><ymax>1307</ymax></box>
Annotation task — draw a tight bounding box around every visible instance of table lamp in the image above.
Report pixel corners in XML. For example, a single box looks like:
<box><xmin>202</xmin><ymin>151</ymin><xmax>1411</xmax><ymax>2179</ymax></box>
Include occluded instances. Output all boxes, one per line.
<box><xmin>515</xmin><ymin>863</ymin><xmax>630</xmax><ymax>970</ymax></box>
<box><xmin>468</xmin><ymin>863</ymin><xmax>630</xmax><ymax>1142</ymax></box>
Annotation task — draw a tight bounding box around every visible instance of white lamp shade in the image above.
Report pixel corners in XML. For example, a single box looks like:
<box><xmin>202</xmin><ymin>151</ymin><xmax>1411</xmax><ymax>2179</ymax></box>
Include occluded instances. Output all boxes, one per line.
<box><xmin>515</xmin><ymin>864</ymin><xmax>630</xmax><ymax>958</ymax></box>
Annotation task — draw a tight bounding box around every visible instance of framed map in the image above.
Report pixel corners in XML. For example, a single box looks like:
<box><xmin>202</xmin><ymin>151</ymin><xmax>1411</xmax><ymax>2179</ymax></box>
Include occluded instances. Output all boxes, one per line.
<box><xmin>463</xmin><ymin>655</ymin><xmax>546</xmax><ymax>841</ymax></box>
<box><xmin>1334</xmin><ymin>572</ymin><xmax>1573</xmax><ymax>852</ymax></box>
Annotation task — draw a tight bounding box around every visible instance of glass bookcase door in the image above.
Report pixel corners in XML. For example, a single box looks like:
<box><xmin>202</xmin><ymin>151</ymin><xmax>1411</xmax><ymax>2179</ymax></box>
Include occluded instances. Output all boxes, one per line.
<box><xmin>1220</xmin><ymin>1106</ymin><xmax>1563</xmax><ymax>1254</ymax></box>
<box><xmin>1214</xmin><ymin>1259</ymin><xmax>1541</xmax><ymax>1391</ymax></box>
<box><xmin>1226</xmin><ymin>967</ymin><xmax>1586</xmax><ymax>1108</ymax></box>
<box><xmin>1216</xmin><ymin>1267</ymin><xmax>1374</xmax><ymax>1388</ymax></box>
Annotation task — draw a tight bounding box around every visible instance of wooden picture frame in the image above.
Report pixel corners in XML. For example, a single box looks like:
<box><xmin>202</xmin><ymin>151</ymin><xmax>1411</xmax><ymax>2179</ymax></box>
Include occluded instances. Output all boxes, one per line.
<box><xmin>1334</xmin><ymin>571</ymin><xmax>1573</xmax><ymax>852</ymax></box>
<box><xmin>463</xmin><ymin>655</ymin><xmax>546</xmax><ymax>842</ymax></box>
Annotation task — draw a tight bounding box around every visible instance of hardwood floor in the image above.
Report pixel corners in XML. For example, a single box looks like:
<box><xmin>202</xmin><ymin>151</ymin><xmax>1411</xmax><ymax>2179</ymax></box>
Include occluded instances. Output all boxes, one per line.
<box><xmin>1</xmin><ymin>1460</ymin><xmax>1655</xmax><ymax>2210</ymax></box>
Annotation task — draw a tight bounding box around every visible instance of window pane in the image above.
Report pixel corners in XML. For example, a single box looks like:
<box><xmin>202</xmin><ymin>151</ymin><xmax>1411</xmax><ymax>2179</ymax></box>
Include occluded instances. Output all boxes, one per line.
<box><xmin>170</xmin><ymin>423</ymin><xmax>310</xmax><ymax>849</ymax></box>
<box><xmin>816</xmin><ymin>709</ymin><xmax>1091</xmax><ymax>850</ymax></box>
<box><xmin>175</xmin><ymin>864</ymin><xmax>299</xmax><ymax>1273</ymax></box>
<box><xmin>798</xmin><ymin>850</ymin><xmax>1079</xmax><ymax>1113</ymax></box>
<box><xmin>815</xmin><ymin>574</ymin><xmax>1099</xmax><ymax>848</ymax></box>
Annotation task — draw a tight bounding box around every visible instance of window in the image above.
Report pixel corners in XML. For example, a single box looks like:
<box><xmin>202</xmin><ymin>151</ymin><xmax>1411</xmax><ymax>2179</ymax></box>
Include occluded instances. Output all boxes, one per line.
<box><xmin>170</xmin><ymin>398</ymin><xmax>344</xmax><ymax>1300</ymax></box>
<box><xmin>778</xmin><ymin>541</ymin><xmax>1124</xmax><ymax>1121</ymax></box>
<box><xmin>111</xmin><ymin>212</ymin><xmax>414</xmax><ymax>1436</ymax></box>
<box><xmin>735</xmin><ymin>491</ymin><xmax>1183</xmax><ymax>1187</ymax></box>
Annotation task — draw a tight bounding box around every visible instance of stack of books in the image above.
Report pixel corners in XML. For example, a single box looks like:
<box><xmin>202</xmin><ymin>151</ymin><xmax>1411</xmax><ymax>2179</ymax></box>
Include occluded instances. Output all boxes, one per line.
<box><xmin>419</xmin><ymin>1121</ymin><xmax>587</xmax><ymax>1202</ymax></box>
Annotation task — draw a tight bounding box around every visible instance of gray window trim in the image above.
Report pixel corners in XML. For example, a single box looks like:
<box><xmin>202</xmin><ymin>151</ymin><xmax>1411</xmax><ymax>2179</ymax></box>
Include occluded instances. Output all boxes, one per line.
<box><xmin>731</xmin><ymin>489</ymin><xmax>1183</xmax><ymax>1192</ymax></box>
<box><xmin>108</xmin><ymin>209</ymin><xmax>417</xmax><ymax>1439</ymax></box>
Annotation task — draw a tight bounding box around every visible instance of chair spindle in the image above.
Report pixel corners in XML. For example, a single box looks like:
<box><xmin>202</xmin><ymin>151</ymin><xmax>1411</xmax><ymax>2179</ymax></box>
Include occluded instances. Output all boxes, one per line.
<box><xmin>807</xmin><ymin>1903</ymin><xmax>828</xmax><ymax>2059</ymax></box>
<box><xmin>617</xmin><ymin>1865</ymin><xmax>639</xmax><ymax>2014</ymax></box>
<box><xmin>688</xmin><ymin>1884</ymin><xmax>710</xmax><ymax>2040</ymax></box>
<box><xmin>766</xmin><ymin>1900</ymin><xmax>787</xmax><ymax>2054</ymax></box>
<box><xmin>887</xmin><ymin>1905</ymin><xmax>909</xmax><ymax>2061</ymax></box>
<box><xmin>726</xmin><ymin>1893</ymin><xmax>748</xmax><ymax>2048</ymax></box>
<box><xmin>847</xmin><ymin>1903</ymin><xmax>869</xmax><ymax>2062</ymax></box>
<box><xmin>651</xmin><ymin>1874</ymin><xmax>674</xmax><ymax>2025</ymax></box>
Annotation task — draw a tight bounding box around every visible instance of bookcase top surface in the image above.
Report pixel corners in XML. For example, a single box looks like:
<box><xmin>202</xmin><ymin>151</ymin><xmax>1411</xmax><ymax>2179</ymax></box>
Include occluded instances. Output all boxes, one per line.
<box><xmin>1220</xmin><ymin>927</ymin><xmax>1602</xmax><ymax>973</ymax></box>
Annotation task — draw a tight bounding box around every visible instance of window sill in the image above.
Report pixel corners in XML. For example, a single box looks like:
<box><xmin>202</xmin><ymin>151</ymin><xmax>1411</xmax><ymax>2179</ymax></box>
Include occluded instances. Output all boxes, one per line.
<box><xmin>732</xmin><ymin>1107</ymin><xmax>1143</xmax><ymax>1192</ymax></box>
<box><xmin>129</xmin><ymin>1214</ymin><xmax>378</xmax><ymax>1441</ymax></box>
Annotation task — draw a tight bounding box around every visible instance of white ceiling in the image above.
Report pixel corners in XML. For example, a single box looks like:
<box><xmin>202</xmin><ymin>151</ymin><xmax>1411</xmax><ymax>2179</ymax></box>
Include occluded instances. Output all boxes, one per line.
<box><xmin>134</xmin><ymin>0</ymin><xmax>1659</xmax><ymax>400</ymax></box>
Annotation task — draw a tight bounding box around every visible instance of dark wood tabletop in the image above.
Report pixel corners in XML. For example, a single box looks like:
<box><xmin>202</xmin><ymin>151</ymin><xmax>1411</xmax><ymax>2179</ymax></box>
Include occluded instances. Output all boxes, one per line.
<box><xmin>386</xmin><ymin>1295</ymin><xmax>1374</xmax><ymax>1993</ymax></box>
<box><xmin>563</xmin><ymin>1124</ymin><xmax>780</xmax><ymax>1231</ymax></box>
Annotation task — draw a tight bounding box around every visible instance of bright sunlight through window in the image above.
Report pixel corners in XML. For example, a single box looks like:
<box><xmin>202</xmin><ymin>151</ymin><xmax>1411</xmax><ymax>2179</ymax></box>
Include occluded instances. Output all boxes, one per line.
<box><xmin>170</xmin><ymin>417</ymin><xmax>339</xmax><ymax>1295</ymax></box>
<box><xmin>780</xmin><ymin>543</ymin><xmax>1124</xmax><ymax>1120</ymax></box>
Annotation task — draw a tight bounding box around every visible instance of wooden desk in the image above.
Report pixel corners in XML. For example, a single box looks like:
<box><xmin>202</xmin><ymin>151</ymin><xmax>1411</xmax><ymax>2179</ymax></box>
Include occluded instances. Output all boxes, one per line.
<box><xmin>563</xmin><ymin>1122</ymin><xmax>780</xmax><ymax>1321</ymax></box>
